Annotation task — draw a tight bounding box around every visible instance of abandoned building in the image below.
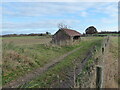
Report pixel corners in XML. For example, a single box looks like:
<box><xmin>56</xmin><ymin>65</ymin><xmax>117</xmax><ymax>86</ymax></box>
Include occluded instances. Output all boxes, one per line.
<box><xmin>52</xmin><ymin>28</ymin><xmax>81</xmax><ymax>45</ymax></box>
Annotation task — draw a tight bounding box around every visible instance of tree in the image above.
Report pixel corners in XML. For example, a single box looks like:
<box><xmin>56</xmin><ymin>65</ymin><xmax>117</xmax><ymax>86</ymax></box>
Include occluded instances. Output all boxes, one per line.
<box><xmin>85</xmin><ymin>26</ymin><xmax>98</xmax><ymax>34</ymax></box>
<box><xmin>58</xmin><ymin>23</ymin><xmax>68</xmax><ymax>29</ymax></box>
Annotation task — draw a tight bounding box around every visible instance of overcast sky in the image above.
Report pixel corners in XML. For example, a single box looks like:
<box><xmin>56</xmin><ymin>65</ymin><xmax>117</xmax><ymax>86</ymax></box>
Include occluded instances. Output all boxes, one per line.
<box><xmin>1</xmin><ymin>2</ymin><xmax>118</xmax><ymax>35</ymax></box>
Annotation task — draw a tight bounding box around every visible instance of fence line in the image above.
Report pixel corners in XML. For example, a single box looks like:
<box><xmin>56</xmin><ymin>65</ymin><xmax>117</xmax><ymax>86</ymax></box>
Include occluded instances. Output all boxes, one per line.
<box><xmin>76</xmin><ymin>36</ymin><xmax>110</xmax><ymax>88</ymax></box>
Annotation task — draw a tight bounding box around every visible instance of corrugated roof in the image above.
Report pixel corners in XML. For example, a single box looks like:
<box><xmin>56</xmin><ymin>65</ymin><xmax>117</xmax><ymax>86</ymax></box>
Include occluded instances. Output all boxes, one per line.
<box><xmin>61</xmin><ymin>28</ymin><xmax>81</xmax><ymax>36</ymax></box>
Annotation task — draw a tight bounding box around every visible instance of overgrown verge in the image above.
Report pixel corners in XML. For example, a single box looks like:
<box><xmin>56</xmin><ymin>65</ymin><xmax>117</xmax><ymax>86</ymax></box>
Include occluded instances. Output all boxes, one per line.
<box><xmin>18</xmin><ymin>37</ymin><xmax>103</xmax><ymax>88</ymax></box>
<box><xmin>76</xmin><ymin>44</ymin><xmax>102</xmax><ymax>88</ymax></box>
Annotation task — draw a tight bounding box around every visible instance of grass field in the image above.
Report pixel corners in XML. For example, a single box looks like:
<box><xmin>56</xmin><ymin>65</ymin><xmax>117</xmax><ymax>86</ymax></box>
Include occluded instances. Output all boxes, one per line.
<box><xmin>2</xmin><ymin>36</ymin><xmax>52</xmax><ymax>45</ymax></box>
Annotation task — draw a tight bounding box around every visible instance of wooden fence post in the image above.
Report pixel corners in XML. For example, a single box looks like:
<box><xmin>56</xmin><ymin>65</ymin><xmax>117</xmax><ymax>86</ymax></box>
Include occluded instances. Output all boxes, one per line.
<box><xmin>102</xmin><ymin>47</ymin><xmax>104</xmax><ymax>54</ymax></box>
<box><xmin>96</xmin><ymin>66</ymin><xmax>103</xmax><ymax>89</ymax></box>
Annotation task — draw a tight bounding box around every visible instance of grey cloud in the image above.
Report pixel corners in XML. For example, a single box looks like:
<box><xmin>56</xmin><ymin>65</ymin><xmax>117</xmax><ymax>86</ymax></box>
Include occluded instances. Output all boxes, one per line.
<box><xmin>2</xmin><ymin>2</ymin><xmax>117</xmax><ymax>18</ymax></box>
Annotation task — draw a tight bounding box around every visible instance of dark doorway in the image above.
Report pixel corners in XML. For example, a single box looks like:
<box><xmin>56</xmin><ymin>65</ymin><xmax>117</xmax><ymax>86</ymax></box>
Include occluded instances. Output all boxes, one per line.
<box><xmin>73</xmin><ymin>36</ymin><xmax>80</xmax><ymax>40</ymax></box>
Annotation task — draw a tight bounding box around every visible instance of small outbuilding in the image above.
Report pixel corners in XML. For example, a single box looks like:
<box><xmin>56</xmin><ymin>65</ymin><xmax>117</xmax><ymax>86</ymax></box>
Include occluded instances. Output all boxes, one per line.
<box><xmin>52</xmin><ymin>28</ymin><xmax>81</xmax><ymax>46</ymax></box>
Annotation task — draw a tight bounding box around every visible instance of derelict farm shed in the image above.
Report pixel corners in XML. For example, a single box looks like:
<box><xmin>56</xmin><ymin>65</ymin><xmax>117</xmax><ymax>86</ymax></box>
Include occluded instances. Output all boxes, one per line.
<box><xmin>52</xmin><ymin>28</ymin><xmax>81</xmax><ymax>46</ymax></box>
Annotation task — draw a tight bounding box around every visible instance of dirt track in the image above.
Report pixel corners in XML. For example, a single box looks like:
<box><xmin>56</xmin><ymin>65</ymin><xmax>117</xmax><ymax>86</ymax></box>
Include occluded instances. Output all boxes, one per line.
<box><xmin>3</xmin><ymin>46</ymin><xmax>82</xmax><ymax>88</ymax></box>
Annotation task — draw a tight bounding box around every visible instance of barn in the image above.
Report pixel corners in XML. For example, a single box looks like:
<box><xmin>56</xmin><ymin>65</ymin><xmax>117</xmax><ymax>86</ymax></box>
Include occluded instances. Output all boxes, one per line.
<box><xmin>52</xmin><ymin>28</ymin><xmax>81</xmax><ymax>46</ymax></box>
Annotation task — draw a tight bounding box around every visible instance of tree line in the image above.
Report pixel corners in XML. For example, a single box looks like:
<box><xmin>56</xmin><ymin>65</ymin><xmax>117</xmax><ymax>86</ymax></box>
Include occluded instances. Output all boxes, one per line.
<box><xmin>1</xmin><ymin>32</ymin><xmax>51</xmax><ymax>37</ymax></box>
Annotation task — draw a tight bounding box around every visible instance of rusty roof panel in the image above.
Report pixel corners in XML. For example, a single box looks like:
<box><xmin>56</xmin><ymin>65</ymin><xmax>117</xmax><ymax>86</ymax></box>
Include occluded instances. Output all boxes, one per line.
<box><xmin>61</xmin><ymin>28</ymin><xmax>81</xmax><ymax>36</ymax></box>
